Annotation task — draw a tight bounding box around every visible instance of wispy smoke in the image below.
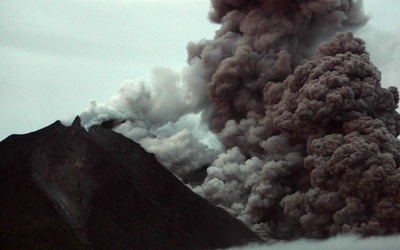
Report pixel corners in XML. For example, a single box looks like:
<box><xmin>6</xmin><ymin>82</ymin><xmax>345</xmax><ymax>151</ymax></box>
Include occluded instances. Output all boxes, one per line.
<box><xmin>224</xmin><ymin>235</ymin><xmax>400</xmax><ymax>250</ymax></box>
<box><xmin>80</xmin><ymin>0</ymin><xmax>400</xmax><ymax>241</ymax></box>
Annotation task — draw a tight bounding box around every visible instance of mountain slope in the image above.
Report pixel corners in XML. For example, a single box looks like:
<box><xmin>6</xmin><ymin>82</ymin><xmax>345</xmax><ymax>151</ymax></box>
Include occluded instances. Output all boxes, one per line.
<box><xmin>0</xmin><ymin>117</ymin><xmax>261</xmax><ymax>249</ymax></box>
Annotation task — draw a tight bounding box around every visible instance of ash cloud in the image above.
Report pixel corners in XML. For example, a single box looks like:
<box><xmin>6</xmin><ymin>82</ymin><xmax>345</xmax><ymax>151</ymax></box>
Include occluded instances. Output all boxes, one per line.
<box><xmin>80</xmin><ymin>0</ymin><xmax>400</xmax><ymax>241</ymax></box>
<box><xmin>189</xmin><ymin>0</ymin><xmax>369</xmax><ymax>134</ymax></box>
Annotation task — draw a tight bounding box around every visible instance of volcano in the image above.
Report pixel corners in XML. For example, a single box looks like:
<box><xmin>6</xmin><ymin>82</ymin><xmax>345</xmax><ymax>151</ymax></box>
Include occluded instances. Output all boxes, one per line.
<box><xmin>0</xmin><ymin>117</ymin><xmax>261</xmax><ymax>249</ymax></box>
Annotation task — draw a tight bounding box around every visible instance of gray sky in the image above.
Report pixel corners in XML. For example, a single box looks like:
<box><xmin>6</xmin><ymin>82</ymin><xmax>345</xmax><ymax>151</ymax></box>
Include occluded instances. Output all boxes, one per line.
<box><xmin>1</xmin><ymin>0</ymin><xmax>399</xmax><ymax>140</ymax></box>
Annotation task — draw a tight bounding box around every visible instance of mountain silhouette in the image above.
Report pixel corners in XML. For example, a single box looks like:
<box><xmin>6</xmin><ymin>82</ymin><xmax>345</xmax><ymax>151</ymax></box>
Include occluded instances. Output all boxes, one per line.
<box><xmin>0</xmin><ymin>117</ymin><xmax>261</xmax><ymax>249</ymax></box>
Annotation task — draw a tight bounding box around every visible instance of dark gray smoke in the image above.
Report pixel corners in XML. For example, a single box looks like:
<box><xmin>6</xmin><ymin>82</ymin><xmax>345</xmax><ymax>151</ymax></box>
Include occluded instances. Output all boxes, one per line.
<box><xmin>80</xmin><ymin>0</ymin><xmax>400</xmax><ymax>241</ymax></box>
<box><xmin>188</xmin><ymin>0</ymin><xmax>369</xmax><ymax>135</ymax></box>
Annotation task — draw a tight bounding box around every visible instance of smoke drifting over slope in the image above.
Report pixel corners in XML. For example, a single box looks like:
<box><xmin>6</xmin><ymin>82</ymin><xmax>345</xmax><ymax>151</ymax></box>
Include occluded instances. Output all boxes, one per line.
<box><xmin>80</xmin><ymin>0</ymin><xmax>400</xmax><ymax>240</ymax></box>
<box><xmin>225</xmin><ymin>234</ymin><xmax>400</xmax><ymax>250</ymax></box>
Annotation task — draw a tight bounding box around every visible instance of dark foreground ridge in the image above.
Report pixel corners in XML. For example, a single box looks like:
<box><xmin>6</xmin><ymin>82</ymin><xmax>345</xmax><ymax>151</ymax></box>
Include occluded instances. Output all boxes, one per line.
<box><xmin>0</xmin><ymin>117</ymin><xmax>261</xmax><ymax>249</ymax></box>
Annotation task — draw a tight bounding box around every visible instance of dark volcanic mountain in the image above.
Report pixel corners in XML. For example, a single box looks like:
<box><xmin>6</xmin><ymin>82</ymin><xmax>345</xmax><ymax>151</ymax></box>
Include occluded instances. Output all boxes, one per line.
<box><xmin>0</xmin><ymin>117</ymin><xmax>261</xmax><ymax>249</ymax></box>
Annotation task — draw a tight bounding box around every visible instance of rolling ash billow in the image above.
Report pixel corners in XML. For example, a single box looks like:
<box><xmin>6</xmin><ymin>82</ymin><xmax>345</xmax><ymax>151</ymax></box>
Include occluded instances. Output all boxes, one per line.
<box><xmin>81</xmin><ymin>0</ymin><xmax>400</xmax><ymax>242</ymax></box>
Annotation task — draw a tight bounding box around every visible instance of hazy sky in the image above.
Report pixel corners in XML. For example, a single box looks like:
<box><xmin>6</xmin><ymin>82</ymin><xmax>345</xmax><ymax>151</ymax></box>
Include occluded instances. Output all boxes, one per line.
<box><xmin>1</xmin><ymin>0</ymin><xmax>400</xmax><ymax>140</ymax></box>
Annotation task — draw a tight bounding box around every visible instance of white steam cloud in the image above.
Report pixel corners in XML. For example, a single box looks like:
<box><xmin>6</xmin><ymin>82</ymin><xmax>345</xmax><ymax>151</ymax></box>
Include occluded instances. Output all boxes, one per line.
<box><xmin>80</xmin><ymin>67</ymin><xmax>222</xmax><ymax>177</ymax></box>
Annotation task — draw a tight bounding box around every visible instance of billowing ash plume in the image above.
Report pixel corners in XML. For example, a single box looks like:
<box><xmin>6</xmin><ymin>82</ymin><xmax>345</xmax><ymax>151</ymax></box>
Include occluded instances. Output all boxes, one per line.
<box><xmin>80</xmin><ymin>0</ymin><xmax>400</xmax><ymax>241</ymax></box>
<box><xmin>188</xmin><ymin>0</ymin><xmax>368</xmax><ymax>136</ymax></box>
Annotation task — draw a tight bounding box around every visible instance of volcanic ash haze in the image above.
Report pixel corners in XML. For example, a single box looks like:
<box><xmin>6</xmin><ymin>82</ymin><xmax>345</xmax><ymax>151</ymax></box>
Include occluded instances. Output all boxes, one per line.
<box><xmin>80</xmin><ymin>0</ymin><xmax>400</xmax><ymax>240</ymax></box>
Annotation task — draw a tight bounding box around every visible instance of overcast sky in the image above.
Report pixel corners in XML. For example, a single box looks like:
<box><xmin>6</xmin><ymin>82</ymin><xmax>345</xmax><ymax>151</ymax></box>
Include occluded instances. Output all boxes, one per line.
<box><xmin>1</xmin><ymin>0</ymin><xmax>400</xmax><ymax>140</ymax></box>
